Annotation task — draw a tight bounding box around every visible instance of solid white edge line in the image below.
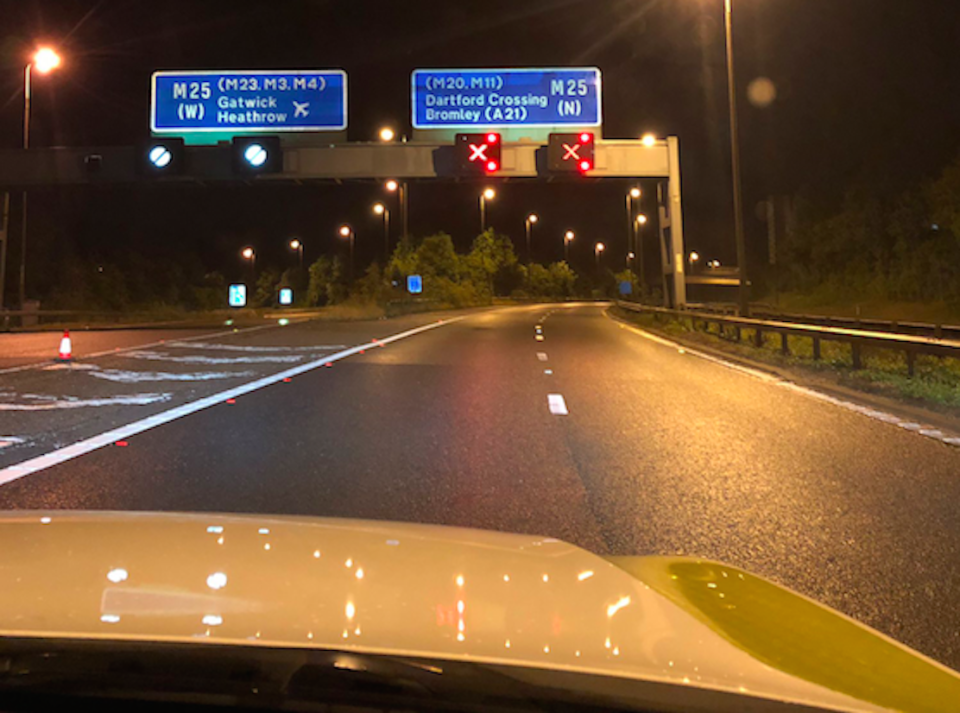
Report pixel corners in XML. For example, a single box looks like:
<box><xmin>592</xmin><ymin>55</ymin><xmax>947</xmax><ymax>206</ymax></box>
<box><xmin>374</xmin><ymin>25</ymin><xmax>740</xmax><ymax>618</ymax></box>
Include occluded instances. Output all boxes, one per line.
<box><xmin>547</xmin><ymin>394</ymin><xmax>569</xmax><ymax>415</ymax></box>
<box><xmin>609</xmin><ymin>312</ymin><xmax>960</xmax><ymax>450</ymax></box>
<box><xmin>0</xmin><ymin>317</ymin><xmax>463</xmax><ymax>487</ymax></box>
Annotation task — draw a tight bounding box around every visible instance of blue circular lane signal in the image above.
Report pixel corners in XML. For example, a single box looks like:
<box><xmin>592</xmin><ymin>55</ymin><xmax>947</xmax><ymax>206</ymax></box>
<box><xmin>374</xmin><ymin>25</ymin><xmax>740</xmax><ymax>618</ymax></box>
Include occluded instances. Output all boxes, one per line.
<box><xmin>149</xmin><ymin>146</ymin><xmax>172</xmax><ymax>168</ymax></box>
<box><xmin>244</xmin><ymin>144</ymin><xmax>268</xmax><ymax>168</ymax></box>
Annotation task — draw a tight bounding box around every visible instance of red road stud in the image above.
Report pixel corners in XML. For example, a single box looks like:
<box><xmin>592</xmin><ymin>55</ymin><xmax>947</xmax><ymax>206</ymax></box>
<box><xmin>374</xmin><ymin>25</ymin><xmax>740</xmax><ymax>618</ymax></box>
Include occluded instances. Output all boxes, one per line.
<box><xmin>325</xmin><ymin>363</ymin><xmax>333</xmax><ymax>367</ymax></box>
<box><xmin>226</xmin><ymin>398</ymin><xmax>237</xmax><ymax>405</ymax></box>
<box><xmin>360</xmin><ymin>350</ymin><xmax>366</xmax><ymax>354</ymax></box>
<box><xmin>283</xmin><ymin>378</ymin><xmax>292</xmax><ymax>383</ymax></box>
<box><xmin>115</xmin><ymin>441</ymin><xmax>129</xmax><ymax>447</ymax></box>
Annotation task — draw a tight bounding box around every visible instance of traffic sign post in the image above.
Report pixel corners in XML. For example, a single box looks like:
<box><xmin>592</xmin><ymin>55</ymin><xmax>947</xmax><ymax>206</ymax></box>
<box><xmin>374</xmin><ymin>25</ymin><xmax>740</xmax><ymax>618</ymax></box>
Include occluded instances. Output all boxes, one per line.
<box><xmin>412</xmin><ymin>68</ymin><xmax>601</xmax><ymax>137</ymax></box>
<box><xmin>151</xmin><ymin>70</ymin><xmax>348</xmax><ymax>140</ymax></box>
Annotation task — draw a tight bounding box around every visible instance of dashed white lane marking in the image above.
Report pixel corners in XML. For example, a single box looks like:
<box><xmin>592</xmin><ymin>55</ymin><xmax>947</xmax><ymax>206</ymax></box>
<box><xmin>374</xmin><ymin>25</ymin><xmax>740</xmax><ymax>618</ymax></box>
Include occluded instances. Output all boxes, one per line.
<box><xmin>90</xmin><ymin>369</ymin><xmax>257</xmax><ymax>383</ymax></box>
<box><xmin>537</xmin><ymin>352</ymin><xmax>548</xmax><ymax>362</ymax></box>
<box><xmin>610</xmin><ymin>313</ymin><xmax>960</xmax><ymax>450</ymax></box>
<box><xmin>544</xmin><ymin>369</ymin><xmax>554</xmax><ymax>375</ymax></box>
<box><xmin>0</xmin><ymin>393</ymin><xmax>172</xmax><ymax>411</ymax></box>
<box><xmin>0</xmin><ymin>317</ymin><xmax>464</xmax><ymax>487</ymax></box>
<box><xmin>0</xmin><ymin>437</ymin><xmax>26</xmax><ymax>449</ymax></box>
<box><xmin>547</xmin><ymin>394</ymin><xmax>569</xmax><ymax>415</ymax></box>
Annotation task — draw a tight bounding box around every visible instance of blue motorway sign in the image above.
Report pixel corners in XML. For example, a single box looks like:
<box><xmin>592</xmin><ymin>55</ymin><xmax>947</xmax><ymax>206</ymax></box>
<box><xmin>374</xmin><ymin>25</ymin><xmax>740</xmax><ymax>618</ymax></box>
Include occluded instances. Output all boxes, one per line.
<box><xmin>228</xmin><ymin>284</ymin><xmax>247</xmax><ymax>308</ymax></box>
<box><xmin>151</xmin><ymin>70</ymin><xmax>348</xmax><ymax>134</ymax></box>
<box><xmin>412</xmin><ymin>68</ymin><xmax>601</xmax><ymax>130</ymax></box>
<box><xmin>407</xmin><ymin>275</ymin><xmax>423</xmax><ymax>294</ymax></box>
<box><xmin>279</xmin><ymin>287</ymin><xmax>293</xmax><ymax>306</ymax></box>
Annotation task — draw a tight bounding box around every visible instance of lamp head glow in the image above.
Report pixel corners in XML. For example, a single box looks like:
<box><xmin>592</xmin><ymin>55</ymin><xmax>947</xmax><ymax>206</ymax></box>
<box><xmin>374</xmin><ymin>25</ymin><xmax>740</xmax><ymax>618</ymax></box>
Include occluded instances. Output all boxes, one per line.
<box><xmin>565</xmin><ymin>231</ymin><xmax>575</xmax><ymax>241</ymax></box>
<box><xmin>690</xmin><ymin>251</ymin><xmax>700</xmax><ymax>262</ymax></box>
<box><xmin>483</xmin><ymin>188</ymin><xmax>496</xmax><ymax>200</ymax></box>
<box><xmin>641</xmin><ymin>134</ymin><xmax>657</xmax><ymax>148</ymax></box>
<box><xmin>241</xmin><ymin>247</ymin><xmax>255</xmax><ymax>260</ymax></box>
<box><xmin>527</xmin><ymin>214</ymin><xmax>538</xmax><ymax>224</ymax></box>
<box><xmin>372</xmin><ymin>203</ymin><xmax>385</xmax><ymax>215</ymax></box>
<box><xmin>339</xmin><ymin>225</ymin><xmax>352</xmax><ymax>238</ymax></box>
<box><xmin>595</xmin><ymin>242</ymin><xmax>605</xmax><ymax>253</ymax></box>
<box><xmin>385</xmin><ymin>179</ymin><xmax>399</xmax><ymax>192</ymax></box>
<box><xmin>379</xmin><ymin>127</ymin><xmax>396</xmax><ymax>142</ymax></box>
<box><xmin>637</xmin><ymin>214</ymin><xmax>648</xmax><ymax>225</ymax></box>
<box><xmin>630</xmin><ymin>187</ymin><xmax>641</xmax><ymax>199</ymax></box>
<box><xmin>289</xmin><ymin>239</ymin><xmax>301</xmax><ymax>250</ymax></box>
<box><xmin>33</xmin><ymin>47</ymin><xmax>61</xmax><ymax>74</ymax></box>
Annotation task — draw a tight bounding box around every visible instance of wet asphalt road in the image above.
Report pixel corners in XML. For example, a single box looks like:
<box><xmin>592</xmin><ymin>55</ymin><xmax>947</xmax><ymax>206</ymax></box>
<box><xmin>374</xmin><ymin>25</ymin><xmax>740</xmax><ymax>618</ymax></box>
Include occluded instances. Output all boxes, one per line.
<box><xmin>1</xmin><ymin>303</ymin><xmax>960</xmax><ymax>670</ymax></box>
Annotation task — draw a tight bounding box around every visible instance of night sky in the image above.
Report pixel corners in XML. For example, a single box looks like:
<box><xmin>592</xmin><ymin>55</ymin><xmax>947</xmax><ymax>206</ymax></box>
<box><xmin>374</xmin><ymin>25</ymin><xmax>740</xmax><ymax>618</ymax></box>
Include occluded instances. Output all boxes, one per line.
<box><xmin>2</xmin><ymin>0</ymin><xmax>959</xmax><ymax>282</ymax></box>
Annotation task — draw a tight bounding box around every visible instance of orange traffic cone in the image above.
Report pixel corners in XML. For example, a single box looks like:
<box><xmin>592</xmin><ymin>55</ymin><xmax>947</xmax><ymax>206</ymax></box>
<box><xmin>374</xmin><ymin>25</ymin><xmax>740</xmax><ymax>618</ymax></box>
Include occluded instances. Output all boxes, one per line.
<box><xmin>56</xmin><ymin>330</ymin><xmax>73</xmax><ymax>362</ymax></box>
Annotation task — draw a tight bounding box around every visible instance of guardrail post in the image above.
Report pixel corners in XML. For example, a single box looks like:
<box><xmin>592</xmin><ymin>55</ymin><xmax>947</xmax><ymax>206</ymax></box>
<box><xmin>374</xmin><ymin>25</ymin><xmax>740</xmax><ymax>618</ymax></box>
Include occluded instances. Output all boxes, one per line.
<box><xmin>906</xmin><ymin>350</ymin><xmax>916</xmax><ymax>377</ymax></box>
<box><xmin>812</xmin><ymin>337</ymin><xmax>821</xmax><ymax>361</ymax></box>
<box><xmin>754</xmin><ymin>328</ymin><xmax>763</xmax><ymax>348</ymax></box>
<box><xmin>851</xmin><ymin>343</ymin><xmax>862</xmax><ymax>370</ymax></box>
<box><xmin>780</xmin><ymin>333</ymin><xmax>789</xmax><ymax>356</ymax></box>
<box><xmin>935</xmin><ymin>324</ymin><xmax>943</xmax><ymax>339</ymax></box>
<box><xmin>734</xmin><ymin>326</ymin><xmax>741</xmax><ymax>342</ymax></box>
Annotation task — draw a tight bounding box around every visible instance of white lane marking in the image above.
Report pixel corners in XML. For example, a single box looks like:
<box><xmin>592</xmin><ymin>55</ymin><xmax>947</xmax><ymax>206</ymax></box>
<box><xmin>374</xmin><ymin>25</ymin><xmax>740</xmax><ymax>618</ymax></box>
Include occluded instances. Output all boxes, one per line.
<box><xmin>537</xmin><ymin>352</ymin><xmax>548</xmax><ymax>361</ymax></box>
<box><xmin>166</xmin><ymin>342</ymin><xmax>346</xmax><ymax>352</ymax></box>
<box><xmin>0</xmin><ymin>323</ymin><xmax>281</xmax><ymax>376</ymax></box>
<box><xmin>547</xmin><ymin>394</ymin><xmax>569</xmax><ymax>415</ymax></box>
<box><xmin>0</xmin><ymin>393</ymin><xmax>172</xmax><ymax>411</ymax></box>
<box><xmin>0</xmin><ymin>437</ymin><xmax>26</xmax><ymax>449</ymax></box>
<box><xmin>0</xmin><ymin>317</ymin><xmax>464</xmax><ymax>487</ymax></box>
<box><xmin>124</xmin><ymin>351</ymin><xmax>306</xmax><ymax>365</ymax></box>
<box><xmin>544</xmin><ymin>369</ymin><xmax>553</xmax><ymax>375</ymax></box>
<box><xmin>90</xmin><ymin>369</ymin><xmax>257</xmax><ymax>383</ymax></box>
<box><xmin>611</xmin><ymin>313</ymin><xmax>960</xmax><ymax>450</ymax></box>
<box><xmin>42</xmin><ymin>363</ymin><xmax>100</xmax><ymax>371</ymax></box>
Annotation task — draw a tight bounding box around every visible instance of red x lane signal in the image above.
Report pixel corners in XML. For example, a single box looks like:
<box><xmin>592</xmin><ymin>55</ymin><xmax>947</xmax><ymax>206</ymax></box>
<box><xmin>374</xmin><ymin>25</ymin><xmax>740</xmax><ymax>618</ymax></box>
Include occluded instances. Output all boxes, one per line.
<box><xmin>548</xmin><ymin>132</ymin><xmax>595</xmax><ymax>174</ymax></box>
<box><xmin>457</xmin><ymin>133</ymin><xmax>501</xmax><ymax>174</ymax></box>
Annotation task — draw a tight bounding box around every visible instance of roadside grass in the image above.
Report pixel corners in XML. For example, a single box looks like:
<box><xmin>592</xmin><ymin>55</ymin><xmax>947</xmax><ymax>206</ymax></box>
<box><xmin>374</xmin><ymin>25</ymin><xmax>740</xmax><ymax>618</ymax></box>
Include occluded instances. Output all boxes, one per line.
<box><xmin>614</xmin><ymin>308</ymin><xmax>960</xmax><ymax>412</ymax></box>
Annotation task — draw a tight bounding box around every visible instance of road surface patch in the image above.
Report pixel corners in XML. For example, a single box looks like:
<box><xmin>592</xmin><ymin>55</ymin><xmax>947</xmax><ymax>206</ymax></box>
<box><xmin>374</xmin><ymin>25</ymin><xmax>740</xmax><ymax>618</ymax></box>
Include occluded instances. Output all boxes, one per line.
<box><xmin>0</xmin><ymin>317</ymin><xmax>463</xmax><ymax>488</ymax></box>
<box><xmin>612</xmin><ymin>313</ymin><xmax>960</xmax><ymax>450</ymax></box>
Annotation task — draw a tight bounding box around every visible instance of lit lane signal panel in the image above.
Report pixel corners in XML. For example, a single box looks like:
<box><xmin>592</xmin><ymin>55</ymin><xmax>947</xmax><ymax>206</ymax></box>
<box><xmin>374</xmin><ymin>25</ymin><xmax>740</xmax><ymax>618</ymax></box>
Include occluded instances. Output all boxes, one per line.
<box><xmin>548</xmin><ymin>132</ymin><xmax>595</xmax><ymax>174</ymax></box>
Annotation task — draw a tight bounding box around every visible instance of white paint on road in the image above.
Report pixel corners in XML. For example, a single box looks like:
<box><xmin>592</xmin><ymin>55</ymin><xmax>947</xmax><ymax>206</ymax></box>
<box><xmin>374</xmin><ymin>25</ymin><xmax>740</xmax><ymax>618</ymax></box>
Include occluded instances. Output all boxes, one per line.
<box><xmin>42</xmin><ymin>363</ymin><xmax>100</xmax><ymax>371</ymax></box>
<box><xmin>0</xmin><ymin>317</ymin><xmax>464</xmax><ymax>487</ymax></box>
<box><xmin>537</xmin><ymin>352</ymin><xmax>548</xmax><ymax>361</ymax></box>
<box><xmin>0</xmin><ymin>393</ymin><xmax>172</xmax><ymax>411</ymax></box>
<box><xmin>90</xmin><ymin>369</ymin><xmax>256</xmax><ymax>383</ymax></box>
<box><xmin>544</xmin><ymin>369</ymin><xmax>553</xmax><ymax>375</ymax></box>
<box><xmin>0</xmin><ymin>437</ymin><xmax>26</xmax><ymax>449</ymax></box>
<box><xmin>548</xmin><ymin>394</ymin><xmax>569</xmax><ymax>415</ymax></box>
<box><xmin>167</xmin><ymin>342</ymin><xmax>346</xmax><ymax>352</ymax></box>
<box><xmin>125</xmin><ymin>351</ymin><xmax>306</xmax><ymax>365</ymax></box>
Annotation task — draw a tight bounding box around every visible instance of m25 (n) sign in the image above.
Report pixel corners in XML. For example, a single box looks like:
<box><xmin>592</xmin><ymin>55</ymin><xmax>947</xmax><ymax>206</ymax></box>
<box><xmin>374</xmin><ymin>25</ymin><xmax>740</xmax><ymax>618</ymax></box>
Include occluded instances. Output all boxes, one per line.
<box><xmin>151</xmin><ymin>70</ymin><xmax>348</xmax><ymax>134</ymax></box>
<box><xmin>412</xmin><ymin>68</ymin><xmax>601</xmax><ymax>129</ymax></box>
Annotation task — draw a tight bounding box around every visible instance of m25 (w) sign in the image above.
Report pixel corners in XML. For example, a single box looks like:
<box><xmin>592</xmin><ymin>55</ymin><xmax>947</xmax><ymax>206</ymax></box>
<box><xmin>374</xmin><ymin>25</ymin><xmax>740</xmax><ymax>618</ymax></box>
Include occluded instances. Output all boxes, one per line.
<box><xmin>151</xmin><ymin>70</ymin><xmax>347</xmax><ymax>134</ymax></box>
<box><xmin>412</xmin><ymin>68</ymin><xmax>601</xmax><ymax>129</ymax></box>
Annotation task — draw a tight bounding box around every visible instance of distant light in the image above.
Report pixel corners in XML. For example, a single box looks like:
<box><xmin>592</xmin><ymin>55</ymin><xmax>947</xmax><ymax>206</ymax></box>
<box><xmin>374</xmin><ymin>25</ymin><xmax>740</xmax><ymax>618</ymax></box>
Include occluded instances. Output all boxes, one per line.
<box><xmin>33</xmin><ymin>47</ymin><xmax>61</xmax><ymax>74</ymax></box>
<box><xmin>207</xmin><ymin>525</ymin><xmax>224</xmax><ymax>534</ymax></box>
<box><xmin>107</xmin><ymin>568</ymin><xmax>128</xmax><ymax>583</ymax></box>
<box><xmin>527</xmin><ymin>214</ymin><xmax>538</xmax><ymax>224</ymax></box>
<box><xmin>258</xmin><ymin>528</ymin><xmax>270</xmax><ymax>535</ymax></box>
<box><xmin>339</xmin><ymin>225</ymin><xmax>352</xmax><ymax>238</ymax></box>
<box><xmin>40</xmin><ymin>517</ymin><xmax>52</xmax><ymax>525</ymax></box>
<box><xmin>689</xmin><ymin>251</ymin><xmax>700</xmax><ymax>262</ymax></box>
<box><xmin>313</xmin><ymin>550</ymin><xmax>321</xmax><ymax>558</ymax></box>
<box><xmin>206</xmin><ymin>572</ymin><xmax>228</xmax><ymax>590</ymax></box>
<box><xmin>241</xmin><ymin>247</ymin><xmax>255</xmax><ymax>260</ymax></box>
<box><xmin>542</xmin><ymin>574</ymin><xmax>549</xmax><ymax>582</ymax></box>
<box><xmin>630</xmin><ymin>187</ymin><xmax>641</xmax><ymax>199</ymax></box>
<box><xmin>100</xmin><ymin>614</ymin><xmax>121</xmax><ymax>624</ymax></box>
<box><xmin>456</xmin><ymin>574</ymin><xmax>465</xmax><ymax>587</ymax></box>
<box><xmin>373</xmin><ymin>203</ymin><xmax>385</xmax><ymax>215</ymax></box>
<box><xmin>202</xmin><ymin>614</ymin><xmax>223</xmax><ymax>626</ymax></box>
<box><xmin>355</xmin><ymin>568</ymin><xmax>365</xmax><ymax>580</ymax></box>
<box><xmin>636</xmin><ymin>214</ymin><xmax>648</xmax><ymax>225</ymax></box>
<box><xmin>385</xmin><ymin>179</ymin><xmax>399</xmax><ymax>192</ymax></box>
<box><xmin>595</xmin><ymin>242</ymin><xmax>605</xmax><ymax>253</ymax></box>
<box><xmin>346</xmin><ymin>601</ymin><xmax>356</xmax><ymax>620</ymax></box>
<box><xmin>243</xmin><ymin>144</ymin><xmax>268</xmax><ymax>168</ymax></box>
<box><xmin>289</xmin><ymin>239</ymin><xmax>301</xmax><ymax>250</ymax></box>
<box><xmin>565</xmin><ymin>231</ymin><xmax>575</xmax><ymax>241</ymax></box>
<box><xmin>628</xmin><ymin>252</ymin><xmax>635</xmax><ymax>259</ymax></box>
<box><xmin>278</xmin><ymin>318</ymin><xmax>289</xmax><ymax>326</ymax></box>
<box><xmin>641</xmin><ymin>134</ymin><xmax>657</xmax><ymax>147</ymax></box>
<box><xmin>578</xmin><ymin>570</ymin><xmax>594</xmax><ymax>581</ymax></box>
<box><xmin>149</xmin><ymin>146</ymin><xmax>172</xmax><ymax>168</ymax></box>
<box><xmin>482</xmin><ymin>188</ymin><xmax>496</xmax><ymax>200</ymax></box>
<box><xmin>379</xmin><ymin>127</ymin><xmax>396</xmax><ymax>142</ymax></box>
<box><xmin>503</xmin><ymin>574</ymin><xmax>510</xmax><ymax>582</ymax></box>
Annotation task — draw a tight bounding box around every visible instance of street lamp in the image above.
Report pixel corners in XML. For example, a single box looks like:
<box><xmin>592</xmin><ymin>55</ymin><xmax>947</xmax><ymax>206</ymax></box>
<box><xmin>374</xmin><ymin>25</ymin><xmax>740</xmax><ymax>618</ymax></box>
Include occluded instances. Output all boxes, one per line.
<box><xmin>721</xmin><ymin>0</ymin><xmax>750</xmax><ymax>315</ymax></box>
<box><xmin>635</xmin><ymin>214</ymin><xmax>648</xmax><ymax>295</ymax></box>
<box><xmin>594</xmin><ymin>242</ymin><xmax>605</xmax><ymax>270</ymax></box>
<box><xmin>373</xmin><ymin>202</ymin><xmax>390</xmax><ymax>259</ymax></box>
<box><xmin>384</xmin><ymin>179</ymin><xmax>408</xmax><ymax>239</ymax></box>
<box><xmin>240</xmin><ymin>247</ymin><xmax>256</xmax><ymax>281</ymax></box>
<box><xmin>479</xmin><ymin>188</ymin><xmax>496</xmax><ymax>233</ymax></box>
<box><xmin>626</xmin><ymin>187</ymin><xmax>641</xmax><ymax>273</ymax></box>
<box><xmin>379</xmin><ymin>127</ymin><xmax>396</xmax><ymax>142</ymax></box>
<box><xmin>564</xmin><ymin>230</ymin><xmax>575</xmax><ymax>263</ymax></box>
<box><xmin>688</xmin><ymin>251</ymin><xmax>700</xmax><ymax>271</ymax></box>
<box><xmin>338</xmin><ymin>225</ymin><xmax>355</xmax><ymax>277</ymax></box>
<box><xmin>18</xmin><ymin>45</ymin><xmax>62</xmax><ymax>309</ymax></box>
<box><xmin>524</xmin><ymin>214</ymin><xmax>539</xmax><ymax>263</ymax></box>
<box><xmin>641</xmin><ymin>133</ymin><xmax>657</xmax><ymax>148</ymax></box>
<box><xmin>289</xmin><ymin>239</ymin><xmax>304</xmax><ymax>268</ymax></box>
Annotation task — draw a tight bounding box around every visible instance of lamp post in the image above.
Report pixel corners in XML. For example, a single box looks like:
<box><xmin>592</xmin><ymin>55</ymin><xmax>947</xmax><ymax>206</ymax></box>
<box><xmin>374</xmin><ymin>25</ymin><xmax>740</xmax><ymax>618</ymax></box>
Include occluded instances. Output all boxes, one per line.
<box><xmin>385</xmin><ymin>179</ymin><xmax>408</xmax><ymax>240</ymax></box>
<box><xmin>723</xmin><ymin>0</ymin><xmax>750</xmax><ymax>315</ymax></box>
<box><xmin>524</xmin><ymin>214</ymin><xmax>538</xmax><ymax>263</ymax></box>
<box><xmin>339</xmin><ymin>225</ymin><xmax>355</xmax><ymax>278</ymax></box>
<box><xmin>241</xmin><ymin>247</ymin><xmax>256</xmax><ymax>283</ymax></box>
<box><xmin>288</xmin><ymin>239</ymin><xmax>304</xmax><ymax>269</ymax></box>
<box><xmin>688</xmin><ymin>251</ymin><xmax>700</xmax><ymax>273</ymax></box>
<box><xmin>594</xmin><ymin>242</ymin><xmax>605</xmax><ymax>273</ymax></box>
<box><xmin>626</xmin><ymin>187</ymin><xmax>640</xmax><ymax>261</ymax></box>
<box><xmin>479</xmin><ymin>188</ymin><xmax>496</xmax><ymax>233</ymax></box>
<box><xmin>635</xmin><ymin>214</ymin><xmax>648</xmax><ymax>294</ymax></box>
<box><xmin>564</xmin><ymin>231</ymin><xmax>575</xmax><ymax>263</ymax></box>
<box><xmin>373</xmin><ymin>203</ymin><xmax>390</xmax><ymax>260</ymax></box>
<box><xmin>19</xmin><ymin>46</ymin><xmax>61</xmax><ymax>309</ymax></box>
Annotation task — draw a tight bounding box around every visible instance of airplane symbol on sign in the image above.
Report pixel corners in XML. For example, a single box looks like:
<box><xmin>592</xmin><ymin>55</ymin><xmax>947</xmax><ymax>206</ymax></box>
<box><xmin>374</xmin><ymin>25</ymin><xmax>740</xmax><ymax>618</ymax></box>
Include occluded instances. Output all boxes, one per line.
<box><xmin>293</xmin><ymin>101</ymin><xmax>310</xmax><ymax>118</ymax></box>
<box><xmin>562</xmin><ymin>143</ymin><xmax>582</xmax><ymax>161</ymax></box>
<box><xmin>469</xmin><ymin>143</ymin><xmax>490</xmax><ymax>162</ymax></box>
